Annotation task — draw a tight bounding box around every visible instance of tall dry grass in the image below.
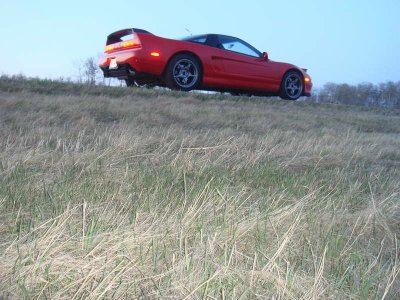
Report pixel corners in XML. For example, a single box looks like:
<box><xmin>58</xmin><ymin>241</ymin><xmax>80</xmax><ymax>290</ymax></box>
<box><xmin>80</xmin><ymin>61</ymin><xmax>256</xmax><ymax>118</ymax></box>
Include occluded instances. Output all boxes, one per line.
<box><xmin>0</xmin><ymin>77</ymin><xmax>400</xmax><ymax>299</ymax></box>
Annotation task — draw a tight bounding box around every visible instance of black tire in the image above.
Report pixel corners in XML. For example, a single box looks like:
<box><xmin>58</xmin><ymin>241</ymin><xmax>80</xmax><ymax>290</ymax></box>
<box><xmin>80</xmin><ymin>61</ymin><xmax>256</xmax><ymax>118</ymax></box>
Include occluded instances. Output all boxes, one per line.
<box><xmin>125</xmin><ymin>79</ymin><xmax>136</xmax><ymax>87</ymax></box>
<box><xmin>280</xmin><ymin>71</ymin><xmax>303</xmax><ymax>100</ymax></box>
<box><xmin>125</xmin><ymin>78</ymin><xmax>157</xmax><ymax>88</ymax></box>
<box><xmin>164</xmin><ymin>54</ymin><xmax>202</xmax><ymax>91</ymax></box>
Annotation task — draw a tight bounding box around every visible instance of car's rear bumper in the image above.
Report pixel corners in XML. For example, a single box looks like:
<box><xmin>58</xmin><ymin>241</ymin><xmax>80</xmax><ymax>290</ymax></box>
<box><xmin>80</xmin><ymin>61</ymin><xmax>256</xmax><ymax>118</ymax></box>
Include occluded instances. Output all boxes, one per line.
<box><xmin>99</xmin><ymin>63</ymin><xmax>156</xmax><ymax>82</ymax></box>
<box><xmin>98</xmin><ymin>48</ymin><xmax>165</xmax><ymax>79</ymax></box>
<box><xmin>100</xmin><ymin>63</ymin><xmax>135</xmax><ymax>78</ymax></box>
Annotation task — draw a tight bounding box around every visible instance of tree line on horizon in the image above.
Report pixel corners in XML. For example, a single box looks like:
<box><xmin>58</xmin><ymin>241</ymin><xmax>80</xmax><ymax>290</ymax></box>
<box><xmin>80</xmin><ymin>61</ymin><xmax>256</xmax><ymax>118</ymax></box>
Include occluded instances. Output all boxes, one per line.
<box><xmin>307</xmin><ymin>81</ymin><xmax>400</xmax><ymax>108</ymax></box>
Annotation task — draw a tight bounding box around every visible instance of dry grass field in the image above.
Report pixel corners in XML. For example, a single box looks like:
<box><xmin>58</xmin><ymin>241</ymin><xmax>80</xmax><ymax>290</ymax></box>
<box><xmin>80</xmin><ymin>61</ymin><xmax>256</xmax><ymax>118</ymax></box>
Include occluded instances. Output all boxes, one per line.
<box><xmin>1</xmin><ymin>76</ymin><xmax>400</xmax><ymax>299</ymax></box>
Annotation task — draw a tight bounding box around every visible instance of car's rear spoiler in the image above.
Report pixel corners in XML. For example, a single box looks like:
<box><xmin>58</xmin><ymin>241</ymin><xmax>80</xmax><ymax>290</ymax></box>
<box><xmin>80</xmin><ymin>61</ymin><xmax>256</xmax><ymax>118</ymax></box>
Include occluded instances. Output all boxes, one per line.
<box><xmin>106</xmin><ymin>28</ymin><xmax>152</xmax><ymax>45</ymax></box>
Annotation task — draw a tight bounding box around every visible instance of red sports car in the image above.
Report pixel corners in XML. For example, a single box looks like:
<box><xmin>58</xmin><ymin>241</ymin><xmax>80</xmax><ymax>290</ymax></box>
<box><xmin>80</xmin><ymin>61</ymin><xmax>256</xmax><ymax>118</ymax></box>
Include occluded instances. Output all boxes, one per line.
<box><xmin>98</xmin><ymin>28</ymin><xmax>312</xmax><ymax>100</ymax></box>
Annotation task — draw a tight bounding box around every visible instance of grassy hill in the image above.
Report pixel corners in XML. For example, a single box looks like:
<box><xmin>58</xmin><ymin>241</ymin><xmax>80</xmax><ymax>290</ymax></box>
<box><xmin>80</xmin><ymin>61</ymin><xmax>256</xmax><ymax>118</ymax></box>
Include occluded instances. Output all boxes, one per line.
<box><xmin>1</xmin><ymin>76</ymin><xmax>399</xmax><ymax>299</ymax></box>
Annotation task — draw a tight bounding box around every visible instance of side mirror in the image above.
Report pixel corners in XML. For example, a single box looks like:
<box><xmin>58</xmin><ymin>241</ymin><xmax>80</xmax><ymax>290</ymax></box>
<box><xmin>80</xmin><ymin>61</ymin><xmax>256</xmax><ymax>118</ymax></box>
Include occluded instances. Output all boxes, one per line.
<box><xmin>262</xmin><ymin>52</ymin><xmax>269</xmax><ymax>60</ymax></box>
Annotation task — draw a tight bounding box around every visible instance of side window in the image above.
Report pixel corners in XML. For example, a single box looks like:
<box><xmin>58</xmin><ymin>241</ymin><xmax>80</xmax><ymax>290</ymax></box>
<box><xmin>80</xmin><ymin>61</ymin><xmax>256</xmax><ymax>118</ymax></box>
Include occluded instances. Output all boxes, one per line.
<box><xmin>191</xmin><ymin>37</ymin><xmax>207</xmax><ymax>44</ymax></box>
<box><xmin>219</xmin><ymin>36</ymin><xmax>260</xmax><ymax>57</ymax></box>
<box><xmin>181</xmin><ymin>35</ymin><xmax>207</xmax><ymax>45</ymax></box>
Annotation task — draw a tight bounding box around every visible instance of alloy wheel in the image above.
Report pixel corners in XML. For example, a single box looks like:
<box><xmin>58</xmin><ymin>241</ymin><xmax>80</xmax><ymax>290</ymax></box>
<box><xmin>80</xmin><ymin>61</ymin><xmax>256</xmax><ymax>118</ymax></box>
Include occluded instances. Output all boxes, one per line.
<box><xmin>172</xmin><ymin>59</ymin><xmax>199</xmax><ymax>88</ymax></box>
<box><xmin>284</xmin><ymin>73</ymin><xmax>303</xmax><ymax>99</ymax></box>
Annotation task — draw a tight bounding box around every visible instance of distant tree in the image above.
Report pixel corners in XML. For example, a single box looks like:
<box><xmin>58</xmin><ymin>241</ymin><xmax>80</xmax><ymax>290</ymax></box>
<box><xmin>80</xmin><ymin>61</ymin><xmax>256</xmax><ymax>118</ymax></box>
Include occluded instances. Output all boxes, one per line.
<box><xmin>379</xmin><ymin>81</ymin><xmax>399</xmax><ymax>108</ymax></box>
<box><xmin>395</xmin><ymin>82</ymin><xmax>400</xmax><ymax>108</ymax></box>
<box><xmin>318</xmin><ymin>82</ymin><xmax>338</xmax><ymax>103</ymax></box>
<box><xmin>337</xmin><ymin>84</ymin><xmax>357</xmax><ymax>105</ymax></box>
<box><xmin>356</xmin><ymin>82</ymin><xmax>375</xmax><ymax>106</ymax></box>
<box><xmin>83</xmin><ymin>57</ymin><xmax>98</xmax><ymax>85</ymax></box>
<box><xmin>74</xmin><ymin>56</ymin><xmax>102</xmax><ymax>85</ymax></box>
<box><xmin>74</xmin><ymin>60</ymin><xmax>84</xmax><ymax>83</ymax></box>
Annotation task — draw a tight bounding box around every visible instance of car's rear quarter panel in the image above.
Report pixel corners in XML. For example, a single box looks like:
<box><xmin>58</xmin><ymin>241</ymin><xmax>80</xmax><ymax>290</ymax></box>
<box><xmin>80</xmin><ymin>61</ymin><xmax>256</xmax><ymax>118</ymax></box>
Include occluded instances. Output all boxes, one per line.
<box><xmin>99</xmin><ymin>33</ymin><xmax>226</xmax><ymax>87</ymax></box>
<box><xmin>138</xmin><ymin>34</ymin><xmax>225</xmax><ymax>86</ymax></box>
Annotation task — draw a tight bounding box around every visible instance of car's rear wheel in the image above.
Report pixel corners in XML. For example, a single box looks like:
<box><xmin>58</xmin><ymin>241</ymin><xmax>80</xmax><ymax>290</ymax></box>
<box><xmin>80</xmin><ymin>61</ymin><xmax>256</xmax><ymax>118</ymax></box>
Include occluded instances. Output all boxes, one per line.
<box><xmin>280</xmin><ymin>71</ymin><xmax>303</xmax><ymax>100</ymax></box>
<box><xmin>165</xmin><ymin>54</ymin><xmax>202</xmax><ymax>91</ymax></box>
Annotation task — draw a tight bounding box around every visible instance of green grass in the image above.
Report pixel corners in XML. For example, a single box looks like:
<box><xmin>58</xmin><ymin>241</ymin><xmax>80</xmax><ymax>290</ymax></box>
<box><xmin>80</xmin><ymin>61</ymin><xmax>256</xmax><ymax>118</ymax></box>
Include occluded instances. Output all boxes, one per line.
<box><xmin>0</xmin><ymin>76</ymin><xmax>399</xmax><ymax>299</ymax></box>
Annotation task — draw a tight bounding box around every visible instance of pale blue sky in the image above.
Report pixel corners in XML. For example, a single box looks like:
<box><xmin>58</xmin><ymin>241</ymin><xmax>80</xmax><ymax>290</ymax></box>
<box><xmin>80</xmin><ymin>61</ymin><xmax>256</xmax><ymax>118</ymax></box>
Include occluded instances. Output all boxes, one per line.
<box><xmin>0</xmin><ymin>0</ymin><xmax>399</xmax><ymax>87</ymax></box>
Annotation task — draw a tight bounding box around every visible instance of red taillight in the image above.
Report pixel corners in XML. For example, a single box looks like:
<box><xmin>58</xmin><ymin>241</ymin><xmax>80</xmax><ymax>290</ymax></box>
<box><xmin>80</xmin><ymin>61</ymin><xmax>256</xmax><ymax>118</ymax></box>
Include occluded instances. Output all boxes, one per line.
<box><xmin>122</xmin><ymin>41</ymin><xmax>136</xmax><ymax>48</ymax></box>
<box><xmin>105</xmin><ymin>34</ymin><xmax>141</xmax><ymax>53</ymax></box>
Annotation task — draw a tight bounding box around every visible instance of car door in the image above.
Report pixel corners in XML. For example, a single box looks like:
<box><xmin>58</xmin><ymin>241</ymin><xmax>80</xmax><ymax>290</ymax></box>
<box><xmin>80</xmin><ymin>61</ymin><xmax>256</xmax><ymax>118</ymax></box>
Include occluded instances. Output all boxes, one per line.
<box><xmin>217</xmin><ymin>35</ymin><xmax>275</xmax><ymax>90</ymax></box>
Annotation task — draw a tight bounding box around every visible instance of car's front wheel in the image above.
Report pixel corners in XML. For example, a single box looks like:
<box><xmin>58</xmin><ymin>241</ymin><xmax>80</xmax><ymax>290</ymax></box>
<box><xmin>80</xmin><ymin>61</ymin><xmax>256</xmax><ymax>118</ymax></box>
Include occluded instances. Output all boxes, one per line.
<box><xmin>165</xmin><ymin>54</ymin><xmax>202</xmax><ymax>91</ymax></box>
<box><xmin>280</xmin><ymin>71</ymin><xmax>303</xmax><ymax>100</ymax></box>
